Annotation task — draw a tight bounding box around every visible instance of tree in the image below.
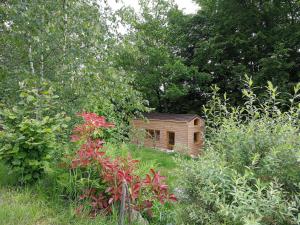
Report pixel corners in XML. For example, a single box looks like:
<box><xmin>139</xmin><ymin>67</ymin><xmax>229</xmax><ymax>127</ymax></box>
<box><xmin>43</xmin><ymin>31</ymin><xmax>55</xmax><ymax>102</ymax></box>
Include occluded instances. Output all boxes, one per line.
<box><xmin>0</xmin><ymin>0</ymin><xmax>148</xmax><ymax>136</ymax></box>
<box><xmin>176</xmin><ymin>0</ymin><xmax>300</xmax><ymax>105</ymax></box>
<box><xmin>0</xmin><ymin>0</ymin><xmax>114</xmax><ymax>109</ymax></box>
<box><xmin>115</xmin><ymin>0</ymin><xmax>212</xmax><ymax>113</ymax></box>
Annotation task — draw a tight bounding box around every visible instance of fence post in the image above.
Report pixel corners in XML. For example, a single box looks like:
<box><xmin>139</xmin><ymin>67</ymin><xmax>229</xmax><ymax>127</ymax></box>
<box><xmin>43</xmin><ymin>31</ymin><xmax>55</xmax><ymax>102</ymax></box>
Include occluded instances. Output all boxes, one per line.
<box><xmin>119</xmin><ymin>180</ymin><xmax>127</xmax><ymax>225</ymax></box>
<box><xmin>119</xmin><ymin>179</ymin><xmax>133</xmax><ymax>225</ymax></box>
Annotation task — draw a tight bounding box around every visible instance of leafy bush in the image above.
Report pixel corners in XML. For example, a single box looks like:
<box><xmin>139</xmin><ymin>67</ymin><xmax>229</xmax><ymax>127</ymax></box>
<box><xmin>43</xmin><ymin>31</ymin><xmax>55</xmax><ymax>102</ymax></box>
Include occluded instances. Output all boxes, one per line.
<box><xmin>0</xmin><ymin>81</ymin><xmax>69</xmax><ymax>184</ymax></box>
<box><xmin>177</xmin><ymin>78</ymin><xmax>300</xmax><ymax>225</ymax></box>
<box><xmin>61</xmin><ymin>112</ymin><xmax>176</xmax><ymax>220</ymax></box>
<box><xmin>83</xmin><ymin>68</ymin><xmax>150</xmax><ymax>142</ymax></box>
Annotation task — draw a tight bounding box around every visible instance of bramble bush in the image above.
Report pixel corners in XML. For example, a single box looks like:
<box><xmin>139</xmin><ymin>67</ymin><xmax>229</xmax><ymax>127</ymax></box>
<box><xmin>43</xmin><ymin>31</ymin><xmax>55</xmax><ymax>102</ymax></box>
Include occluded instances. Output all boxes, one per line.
<box><xmin>177</xmin><ymin>77</ymin><xmax>300</xmax><ymax>225</ymax></box>
<box><xmin>60</xmin><ymin>112</ymin><xmax>176</xmax><ymax>221</ymax></box>
<box><xmin>0</xmin><ymin>81</ymin><xmax>69</xmax><ymax>184</ymax></box>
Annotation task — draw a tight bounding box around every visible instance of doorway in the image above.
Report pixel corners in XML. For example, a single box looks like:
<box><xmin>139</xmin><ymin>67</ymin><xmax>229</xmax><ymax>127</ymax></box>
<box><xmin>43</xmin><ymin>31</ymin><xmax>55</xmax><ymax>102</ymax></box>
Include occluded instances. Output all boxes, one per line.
<box><xmin>167</xmin><ymin>131</ymin><xmax>175</xmax><ymax>150</ymax></box>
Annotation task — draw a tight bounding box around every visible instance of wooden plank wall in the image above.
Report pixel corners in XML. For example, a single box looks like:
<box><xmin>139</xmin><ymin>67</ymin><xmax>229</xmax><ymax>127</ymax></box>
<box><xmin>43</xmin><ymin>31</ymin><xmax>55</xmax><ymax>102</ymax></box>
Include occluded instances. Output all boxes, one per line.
<box><xmin>187</xmin><ymin>119</ymin><xmax>205</xmax><ymax>156</ymax></box>
<box><xmin>132</xmin><ymin>119</ymin><xmax>189</xmax><ymax>151</ymax></box>
<box><xmin>132</xmin><ymin>118</ymin><xmax>204</xmax><ymax>155</ymax></box>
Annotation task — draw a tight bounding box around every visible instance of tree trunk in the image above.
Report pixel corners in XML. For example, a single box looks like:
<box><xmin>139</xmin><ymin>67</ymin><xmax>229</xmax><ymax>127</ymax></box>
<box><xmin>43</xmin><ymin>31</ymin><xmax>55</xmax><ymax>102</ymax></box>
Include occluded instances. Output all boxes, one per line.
<box><xmin>29</xmin><ymin>45</ymin><xmax>35</xmax><ymax>75</ymax></box>
<box><xmin>63</xmin><ymin>0</ymin><xmax>68</xmax><ymax>63</ymax></box>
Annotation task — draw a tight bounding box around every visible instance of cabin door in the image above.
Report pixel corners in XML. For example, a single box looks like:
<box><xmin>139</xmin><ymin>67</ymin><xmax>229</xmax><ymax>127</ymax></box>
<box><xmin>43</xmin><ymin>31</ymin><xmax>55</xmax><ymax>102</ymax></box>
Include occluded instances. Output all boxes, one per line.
<box><xmin>167</xmin><ymin>131</ymin><xmax>175</xmax><ymax>150</ymax></box>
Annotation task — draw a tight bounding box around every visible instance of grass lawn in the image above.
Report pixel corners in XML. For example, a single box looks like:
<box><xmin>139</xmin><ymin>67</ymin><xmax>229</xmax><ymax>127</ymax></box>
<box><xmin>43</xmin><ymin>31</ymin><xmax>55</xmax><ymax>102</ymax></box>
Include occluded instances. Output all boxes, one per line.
<box><xmin>0</xmin><ymin>163</ymin><xmax>110</xmax><ymax>225</ymax></box>
<box><xmin>0</xmin><ymin>145</ymin><xmax>179</xmax><ymax>225</ymax></box>
<box><xmin>125</xmin><ymin>144</ymin><xmax>179</xmax><ymax>187</ymax></box>
<box><xmin>0</xmin><ymin>187</ymin><xmax>112</xmax><ymax>225</ymax></box>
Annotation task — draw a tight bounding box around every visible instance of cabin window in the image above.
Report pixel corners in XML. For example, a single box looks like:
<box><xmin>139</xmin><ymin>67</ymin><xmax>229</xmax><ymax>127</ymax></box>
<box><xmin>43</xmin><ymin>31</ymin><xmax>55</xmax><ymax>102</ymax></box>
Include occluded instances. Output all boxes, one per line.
<box><xmin>146</xmin><ymin>129</ymin><xmax>160</xmax><ymax>141</ymax></box>
<box><xmin>194</xmin><ymin>132</ymin><xmax>200</xmax><ymax>144</ymax></box>
<box><xmin>167</xmin><ymin>131</ymin><xmax>175</xmax><ymax>149</ymax></box>
<box><xmin>194</xmin><ymin>118</ymin><xmax>200</xmax><ymax>126</ymax></box>
<box><xmin>146</xmin><ymin>129</ymin><xmax>154</xmax><ymax>139</ymax></box>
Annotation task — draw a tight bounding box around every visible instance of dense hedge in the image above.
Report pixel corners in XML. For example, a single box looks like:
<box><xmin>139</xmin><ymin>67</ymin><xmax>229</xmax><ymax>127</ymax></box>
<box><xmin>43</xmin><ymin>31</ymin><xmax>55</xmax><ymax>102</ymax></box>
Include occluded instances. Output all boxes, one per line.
<box><xmin>176</xmin><ymin>79</ymin><xmax>300</xmax><ymax>225</ymax></box>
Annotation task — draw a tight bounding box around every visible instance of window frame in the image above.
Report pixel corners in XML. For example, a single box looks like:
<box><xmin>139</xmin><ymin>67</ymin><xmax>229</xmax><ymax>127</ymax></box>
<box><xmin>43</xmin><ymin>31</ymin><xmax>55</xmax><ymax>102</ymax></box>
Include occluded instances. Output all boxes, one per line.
<box><xmin>194</xmin><ymin>118</ymin><xmax>200</xmax><ymax>126</ymax></box>
<box><xmin>194</xmin><ymin>132</ymin><xmax>201</xmax><ymax>144</ymax></box>
<box><xmin>146</xmin><ymin>129</ymin><xmax>160</xmax><ymax>141</ymax></box>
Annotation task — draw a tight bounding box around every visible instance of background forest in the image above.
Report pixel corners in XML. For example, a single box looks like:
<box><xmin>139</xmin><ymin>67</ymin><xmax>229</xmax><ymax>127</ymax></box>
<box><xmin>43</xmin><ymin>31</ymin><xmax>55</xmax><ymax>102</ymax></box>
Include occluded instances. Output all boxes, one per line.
<box><xmin>0</xmin><ymin>0</ymin><xmax>299</xmax><ymax>225</ymax></box>
<box><xmin>1</xmin><ymin>0</ymin><xmax>299</xmax><ymax>115</ymax></box>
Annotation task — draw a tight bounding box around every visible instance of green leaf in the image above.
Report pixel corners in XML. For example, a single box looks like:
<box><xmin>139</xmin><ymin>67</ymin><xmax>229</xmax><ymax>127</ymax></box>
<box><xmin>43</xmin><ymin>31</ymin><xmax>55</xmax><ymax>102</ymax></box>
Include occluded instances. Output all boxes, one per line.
<box><xmin>26</xmin><ymin>95</ymin><xmax>35</xmax><ymax>102</ymax></box>
<box><xmin>12</xmin><ymin>159</ymin><xmax>21</xmax><ymax>165</ymax></box>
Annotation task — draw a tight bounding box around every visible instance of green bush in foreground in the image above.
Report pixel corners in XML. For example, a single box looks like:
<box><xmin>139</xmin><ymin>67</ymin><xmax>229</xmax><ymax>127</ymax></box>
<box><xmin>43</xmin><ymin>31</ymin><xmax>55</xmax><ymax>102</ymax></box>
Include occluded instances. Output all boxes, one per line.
<box><xmin>0</xmin><ymin>81</ymin><xmax>69</xmax><ymax>184</ymax></box>
<box><xmin>177</xmin><ymin>78</ymin><xmax>300</xmax><ymax>225</ymax></box>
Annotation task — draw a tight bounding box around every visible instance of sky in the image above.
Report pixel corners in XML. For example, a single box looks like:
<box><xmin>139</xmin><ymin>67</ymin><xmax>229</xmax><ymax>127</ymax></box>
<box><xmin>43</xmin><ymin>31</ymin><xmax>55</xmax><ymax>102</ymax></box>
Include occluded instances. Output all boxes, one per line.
<box><xmin>107</xmin><ymin>0</ymin><xmax>200</xmax><ymax>14</ymax></box>
<box><xmin>173</xmin><ymin>0</ymin><xmax>199</xmax><ymax>14</ymax></box>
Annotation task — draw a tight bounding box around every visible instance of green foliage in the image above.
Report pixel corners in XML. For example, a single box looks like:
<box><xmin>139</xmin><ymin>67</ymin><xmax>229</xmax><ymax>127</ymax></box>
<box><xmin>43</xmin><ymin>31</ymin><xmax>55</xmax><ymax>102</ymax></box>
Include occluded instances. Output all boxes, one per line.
<box><xmin>83</xmin><ymin>68</ymin><xmax>150</xmax><ymax>142</ymax></box>
<box><xmin>55</xmin><ymin>141</ymin><xmax>179</xmax><ymax>223</ymax></box>
<box><xmin>0</xmin><ymin>143</ymin><xmax>178</xmax><ymax>224</ymax></box>
<box><xmin>178</xmin><ymin>155</ymin><xmax>300</xmax><ymax>225</ymax></box>
<box><xmin>1</xmin><ymin>0</ymin><xmax>299</xmax><ymax>117</ymax></box>
<box><xmin>177</xmin><ymin>78</ymin><xmax>300</xmax><ymax>225</ymax></box>
<box><xmin>0</xmin><ymin>0</ymin><xmax>146</xmax><ymax>119</ymax></box>
<box><xmin>129</xmin><ymin>128</ymin><xmax>147</xmax><ymax>148</ymax></box>
<box><xmin>0</xmin><ymin>0</ymin><xmax>149</xmax><ymax>142</ymax></box>
<box><xmin>116</xmin><ymin>0</ymin><xmax>300</xmax><ymax>113</ymax></box>
<box><xmin>174</xmin><ymin>0</ymin><xmax>300</xmax><ymax>107</ymax></box>
<box><xmin>1</xmin><ymin>0</ymin><xmax>299</xmax><ymax>223</ymax></box>
<box><xmin>115</xmin><ymin>0</ymin><xmax>207</xmax><ymax>113</ymax></box>
<box><xmin>211</xmin><ymin>118</ymin><xmax>300</xmax><ymax>192</ymax></box>
<box><xmin>0</xmin><ymin>81</ymin><xmax>69</xmax><ymax>184</ymax></box>
<box><xmin>0</xmin><ymin>162</ymin><xmax>19</xmax><ymax>186</ymax></box>
<box><xmin>0</xmin><ymin>185</ymin><xmax>118</xmax><ymax>225</ymax></box>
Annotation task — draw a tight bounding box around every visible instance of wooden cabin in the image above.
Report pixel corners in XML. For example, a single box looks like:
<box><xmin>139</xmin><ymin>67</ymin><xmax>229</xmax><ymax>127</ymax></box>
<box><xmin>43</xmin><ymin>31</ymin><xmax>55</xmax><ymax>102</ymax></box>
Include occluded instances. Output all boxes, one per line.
<box><xmin>132</xmin><ymin>113</ymin><xmax>205</xmax><ymax>156</ymax></box>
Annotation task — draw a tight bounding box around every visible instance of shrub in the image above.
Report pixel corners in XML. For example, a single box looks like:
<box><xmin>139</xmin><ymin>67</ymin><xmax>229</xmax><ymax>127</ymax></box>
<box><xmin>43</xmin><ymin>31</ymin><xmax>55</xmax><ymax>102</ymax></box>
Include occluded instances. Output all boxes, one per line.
<box><xmin>62</xmin><ymin>112</ymin><xmax>176</xmax><ymax>220</ymax></box>
<box><xmin>177</xmin><ymin>78</ymin><xmax>300</xmax><ymax>225</ymax></box>
<box><xmin>0</xmin><ymin>81</ymin><xmax>69</xmax><ymax>184</ymax></box>
<box><xmin>82</xmin><ymin>68</ymin><xmax>150</xmax><ymax>143</ymax></box>
<box><xmin>129</xmin><ymin>127</ymin><xmax>146</xmax><ymax>149</ymax></box>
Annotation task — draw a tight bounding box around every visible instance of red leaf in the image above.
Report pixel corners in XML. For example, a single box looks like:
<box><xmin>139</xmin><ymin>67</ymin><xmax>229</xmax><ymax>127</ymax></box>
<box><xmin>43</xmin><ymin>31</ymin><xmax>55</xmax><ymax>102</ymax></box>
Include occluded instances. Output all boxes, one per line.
<box><xmin>169</xmin><ymin>194</ymin><xmax>177</xmax><ymax>202</ymax></box>
<box><xmin>144</xmin><ymin>174</ymin><xmax>152</xmax><ymax>184</ymax></box>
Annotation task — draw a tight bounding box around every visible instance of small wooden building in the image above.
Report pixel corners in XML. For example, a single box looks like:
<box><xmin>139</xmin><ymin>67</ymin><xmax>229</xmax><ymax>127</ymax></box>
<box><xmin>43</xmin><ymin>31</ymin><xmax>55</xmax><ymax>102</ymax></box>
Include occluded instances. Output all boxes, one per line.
<box><xmin>132</xmin><ymin>113</ymin><xmax>205</xmax><ymax>156</ymax></box>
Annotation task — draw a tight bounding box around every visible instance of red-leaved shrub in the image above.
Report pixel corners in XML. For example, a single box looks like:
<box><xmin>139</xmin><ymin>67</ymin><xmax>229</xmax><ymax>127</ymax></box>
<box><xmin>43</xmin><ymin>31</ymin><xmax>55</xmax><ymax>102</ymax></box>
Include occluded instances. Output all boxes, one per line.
<box><xmin>69</xmin><ymin>112</ymin><xmax>176</xmax><ymax>217</ymax></box>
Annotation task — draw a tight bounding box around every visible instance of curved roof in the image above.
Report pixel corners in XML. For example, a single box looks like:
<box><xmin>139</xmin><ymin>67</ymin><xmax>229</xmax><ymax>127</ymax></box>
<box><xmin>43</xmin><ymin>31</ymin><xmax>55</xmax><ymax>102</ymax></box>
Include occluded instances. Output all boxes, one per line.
<box><xmin>142</xmin><ymin>113</ymin><xmax>201</xmax><ymax>122</ymax></box>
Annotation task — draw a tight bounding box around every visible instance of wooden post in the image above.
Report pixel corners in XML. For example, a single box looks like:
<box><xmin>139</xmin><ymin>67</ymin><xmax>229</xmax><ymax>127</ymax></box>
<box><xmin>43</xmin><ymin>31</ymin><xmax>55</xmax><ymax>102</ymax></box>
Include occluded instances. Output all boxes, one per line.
<box><xmin>119</xmin><ymin>180</ymin><xmax>132</xmax><ymax>225</ymax></box>
<box><xmin>126</xmin><ymin>182</ymin><xmax>131</xmax><ymax>224</ymax></box>
<box><xmin>119</xmin><ymin>180</ymin><xmax>127</xmax><ymax>225</ymax></box>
